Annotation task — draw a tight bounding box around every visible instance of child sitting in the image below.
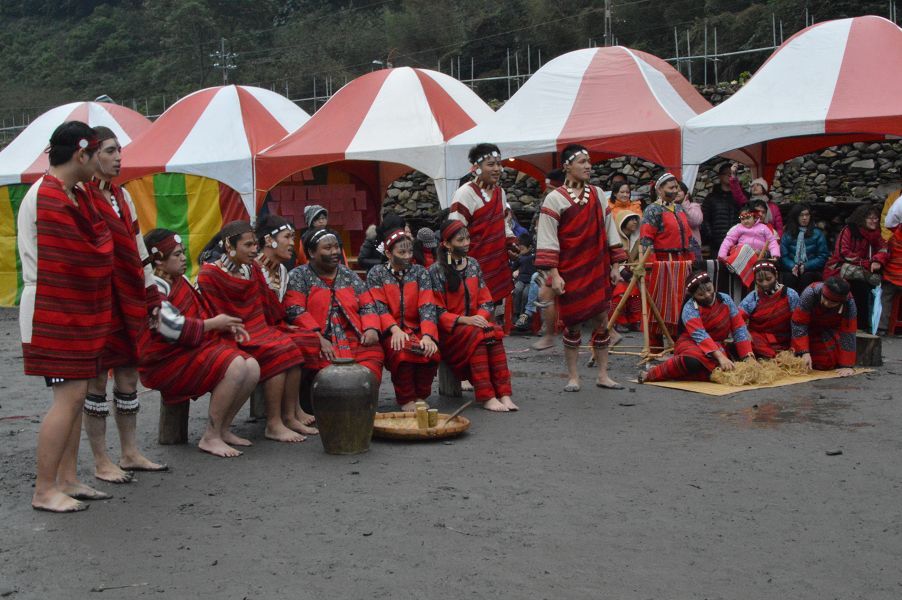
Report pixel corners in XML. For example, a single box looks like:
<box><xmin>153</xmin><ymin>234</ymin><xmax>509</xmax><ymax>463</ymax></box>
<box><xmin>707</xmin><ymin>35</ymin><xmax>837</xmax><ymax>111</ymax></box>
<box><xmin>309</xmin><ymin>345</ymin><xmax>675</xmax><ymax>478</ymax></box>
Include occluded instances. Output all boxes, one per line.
<box><xmin>718</xmin><ymin>207</ymin><xmax>781</xmax><ymax>287</ymax></box>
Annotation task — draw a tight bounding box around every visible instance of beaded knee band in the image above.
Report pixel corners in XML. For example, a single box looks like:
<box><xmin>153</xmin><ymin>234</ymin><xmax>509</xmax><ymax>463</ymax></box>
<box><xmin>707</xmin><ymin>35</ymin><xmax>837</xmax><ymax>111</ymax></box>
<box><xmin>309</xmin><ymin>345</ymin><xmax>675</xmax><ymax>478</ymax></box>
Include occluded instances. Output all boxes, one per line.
<box><xmin>113</xmin><ymin>390</ymin><xmax>140</xmax><ymax>415</ymax></box>
<box><xmin>591</xmin><ymin>330</ymin><xmax>611</xmax><ymax>349</ymax></box>
<box><xmin>562</xmin><ymin>329</ymin><xmax>582</xmax><ymax>349</ymax></box>
<box><xmin>83</xmin><ymin>393</ymin><xmax>109</xmax><ymax>418</ymax></box>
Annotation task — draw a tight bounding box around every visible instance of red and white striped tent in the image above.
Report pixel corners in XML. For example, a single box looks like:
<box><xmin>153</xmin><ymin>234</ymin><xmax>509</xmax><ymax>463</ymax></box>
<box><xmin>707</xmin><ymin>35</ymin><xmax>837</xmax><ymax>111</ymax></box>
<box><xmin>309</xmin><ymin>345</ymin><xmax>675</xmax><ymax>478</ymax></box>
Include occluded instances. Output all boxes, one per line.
<box><xmin>120</xmin><ymin>85</ymin><xmax>310</xmax><ymax>218</ymax></box>
<box><xmin>682</xmin><ymin>16</ymin><xmax>902</xmax><ymax>184</ymax></box>
<box><xmin>255</xmin><ymin>67</ymin><xmax>494</xmax><ymax>209</ymax></box>
<box><xmin>447</xmin><ymin>46</ymin><xmax>712</xmax><ymax>186</ymax></box>
<box><xmin>0</xmin><ymin>101</ymin><xmax>150</xmax><ymax>186</ymax></box>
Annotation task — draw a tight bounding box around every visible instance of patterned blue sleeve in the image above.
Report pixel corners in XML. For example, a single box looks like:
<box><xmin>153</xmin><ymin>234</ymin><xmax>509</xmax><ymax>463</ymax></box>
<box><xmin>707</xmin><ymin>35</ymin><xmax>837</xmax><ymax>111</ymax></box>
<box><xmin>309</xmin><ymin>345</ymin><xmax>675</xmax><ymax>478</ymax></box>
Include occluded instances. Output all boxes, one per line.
<box><xmin>786</xmin><ymin>287</ymin><xmax>801</xmax><ymax>312</ymax></box>
<box><xmin>722</xmin><ymin>293</ymin><xmax>751</xmax><ymax>343</ymax></box>
<box><xmin>739</xmin><ymin>290</ymin><xmax>758</xmax><ymax>316</ymax></box>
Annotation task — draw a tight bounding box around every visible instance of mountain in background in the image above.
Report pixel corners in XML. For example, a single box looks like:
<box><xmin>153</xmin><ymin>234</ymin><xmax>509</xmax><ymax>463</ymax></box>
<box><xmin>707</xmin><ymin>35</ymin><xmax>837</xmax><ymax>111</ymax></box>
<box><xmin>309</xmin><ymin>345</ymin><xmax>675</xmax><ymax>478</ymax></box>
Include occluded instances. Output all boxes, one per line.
<box><xmin>0</xmin><ymin>0</ymin><xmax>890</xmax><ymax>123</ymax></box>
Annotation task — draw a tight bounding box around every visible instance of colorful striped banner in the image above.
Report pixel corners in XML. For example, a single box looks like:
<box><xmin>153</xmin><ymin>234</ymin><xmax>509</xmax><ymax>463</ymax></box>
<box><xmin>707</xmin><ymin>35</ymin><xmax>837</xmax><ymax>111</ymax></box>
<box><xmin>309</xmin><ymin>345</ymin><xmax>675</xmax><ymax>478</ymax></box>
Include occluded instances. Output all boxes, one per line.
<box><xmin>0</xmin><ymin>184</ymin><xmax>30</xmax><ymax>307</ymax></box>
<box><xmin>126</xmin><ymin>173</ymin><xmax>248</xmax><ymax>279</ymax></box>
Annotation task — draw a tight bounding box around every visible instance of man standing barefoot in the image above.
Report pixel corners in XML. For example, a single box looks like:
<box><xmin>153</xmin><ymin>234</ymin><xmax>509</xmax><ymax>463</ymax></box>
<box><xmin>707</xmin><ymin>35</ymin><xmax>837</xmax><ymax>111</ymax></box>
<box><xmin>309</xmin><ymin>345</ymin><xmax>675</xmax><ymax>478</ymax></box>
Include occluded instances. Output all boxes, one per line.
<box><xmin>535</xmin><ymin>145</ymin><xmax>626</xmax><ymax>392</ymax></box>
<box><xmin>18</xmin><ymin>121</ymin><xmax>113</xmax><ymax>512</ymax></box>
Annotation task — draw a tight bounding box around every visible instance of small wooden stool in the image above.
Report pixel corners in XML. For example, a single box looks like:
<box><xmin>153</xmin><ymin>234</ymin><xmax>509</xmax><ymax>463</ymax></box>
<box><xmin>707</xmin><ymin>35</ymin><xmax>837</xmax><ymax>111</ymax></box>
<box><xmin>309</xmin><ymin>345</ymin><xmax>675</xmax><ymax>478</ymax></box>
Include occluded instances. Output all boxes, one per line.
<box><xmin>856</xmin><ymin>332</ymin><xmax>883</xmax><ymax>367</ymax></box>
<box><xmin>158</xmin><ymin>397</ymin><xmax>189</xmax><ymax>445</ymax></box>
<box><xmin>438</xmin><ymin>362</ymin><xmax>462</xmax><ymax>397</ymax></box>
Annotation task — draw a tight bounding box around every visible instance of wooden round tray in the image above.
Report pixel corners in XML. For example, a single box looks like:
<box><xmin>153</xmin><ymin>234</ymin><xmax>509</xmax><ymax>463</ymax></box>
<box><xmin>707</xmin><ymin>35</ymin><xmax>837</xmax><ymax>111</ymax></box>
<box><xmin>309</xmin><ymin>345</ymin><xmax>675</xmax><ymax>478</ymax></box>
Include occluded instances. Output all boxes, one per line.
<box><xmin>373</xmin><ymin>411</ymin><xmax>470</xmax><ymax>440</ymax></box>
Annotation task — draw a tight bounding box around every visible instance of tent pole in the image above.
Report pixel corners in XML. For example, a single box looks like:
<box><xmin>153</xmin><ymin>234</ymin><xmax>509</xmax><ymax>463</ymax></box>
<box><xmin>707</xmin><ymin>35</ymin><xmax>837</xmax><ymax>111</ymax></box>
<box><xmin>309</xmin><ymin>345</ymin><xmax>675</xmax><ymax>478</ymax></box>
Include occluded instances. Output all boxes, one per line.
<box><xmin>704</xmin><ymin>20</ymin><xmax>708</xmax><ymax>86</ymax></box>
<box><xmin>515</xmin><ymin>50</ymin><xmax>520</xmax><ymax>90</ymax></box>
<box><xmin>772</xmin><ymin>13</ymin><xmax>776</xmax><ymax>48</ymax></box>
<box><xmin>673</xmin><ymin>27</ymin><xmax>680</xmax><ymax>75</ymax></box>
<box><xmin>714</xmin><ymin>28</ymin><xmax>718</xmax><ymax>85</ymax></box>
<box><xmin>527</xmin><ymin>44</ymin><xmax>531</xmax><ymax>74</ymax></box>
<box><xmin>686</xmin><ymin>30</ymin><xmax>692</xmax><ymax>84</ymax></box>
<box><xmin>506</xmin><ymin>48</ymin><xmax>511</xmax><ymax>99</ymax></box>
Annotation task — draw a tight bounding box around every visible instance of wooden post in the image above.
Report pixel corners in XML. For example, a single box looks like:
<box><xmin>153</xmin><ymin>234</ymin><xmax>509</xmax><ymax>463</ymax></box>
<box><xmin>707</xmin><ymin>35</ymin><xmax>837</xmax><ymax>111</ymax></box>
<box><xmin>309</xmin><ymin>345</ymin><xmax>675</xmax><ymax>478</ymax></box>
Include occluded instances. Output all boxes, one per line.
<box><xmin>249</xmin><ymin>384</ymin><xmax>266</xmax><ymax>420</ymax></box>
<box><xmin>158</xmin><ymin>398</ymin><xmax>189</xmax><ymax>445</ymax></box>
<box><xmin>855</xmin><ymin>332</ymin><xmax>882</xmax><ymax>367</ymax></box>
<box><xmin>438</xmin><ymin>362</ymin><xmax>462</xmax><ymax>397</ymax></box>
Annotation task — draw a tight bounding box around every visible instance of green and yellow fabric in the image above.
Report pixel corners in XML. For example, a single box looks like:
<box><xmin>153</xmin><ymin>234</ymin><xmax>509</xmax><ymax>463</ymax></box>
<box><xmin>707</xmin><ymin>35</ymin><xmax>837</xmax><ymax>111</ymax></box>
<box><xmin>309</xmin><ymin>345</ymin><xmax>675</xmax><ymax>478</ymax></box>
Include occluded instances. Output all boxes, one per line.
<box><xmin>0</xmin><ymin>184</ymin><xmax>30</xmax><ymax>306</ymax></box>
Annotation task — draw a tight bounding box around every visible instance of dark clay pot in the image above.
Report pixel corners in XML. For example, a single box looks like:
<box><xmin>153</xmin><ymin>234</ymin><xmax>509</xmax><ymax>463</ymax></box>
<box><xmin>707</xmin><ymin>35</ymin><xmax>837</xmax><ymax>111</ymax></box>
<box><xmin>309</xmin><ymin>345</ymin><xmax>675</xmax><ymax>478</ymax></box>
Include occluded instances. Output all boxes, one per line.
<box><xmin>311</xmin><ymin>358</ymin><xmax>378</xmax><ymax>455</ymax></box>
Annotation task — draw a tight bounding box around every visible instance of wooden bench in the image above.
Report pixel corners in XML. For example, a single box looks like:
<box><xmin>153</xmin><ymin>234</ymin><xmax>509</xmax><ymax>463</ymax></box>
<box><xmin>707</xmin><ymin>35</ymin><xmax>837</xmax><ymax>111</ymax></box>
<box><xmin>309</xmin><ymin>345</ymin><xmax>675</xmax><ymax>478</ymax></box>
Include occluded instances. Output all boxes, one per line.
<box><xmin>438</xmin><ymin>362</ymin><xmax>462</xmax><ymax>398</ymax></box>
<box><xmin>157</xmin><ymin>377</ymin><xmax>314</xmax><ymax>445</ymax></box>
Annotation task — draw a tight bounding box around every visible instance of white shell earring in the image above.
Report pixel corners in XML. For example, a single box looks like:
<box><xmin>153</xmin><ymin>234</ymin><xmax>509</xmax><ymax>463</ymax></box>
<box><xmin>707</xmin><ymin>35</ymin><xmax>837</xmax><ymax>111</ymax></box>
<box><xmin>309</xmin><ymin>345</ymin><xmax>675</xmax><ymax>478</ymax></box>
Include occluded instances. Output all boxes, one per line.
<box><xmin>475</xmin><ymin>168</ymin><xmax>482</xmax><ymax>176</ymax></box>
<box><xmin>271</xmin><ymin>241</ymin><xmax>278</xmax><ymax>249</ymax></box>
<box><xmin>229</xmin><ymin>250</ymin><xmax>236</xmax><ymax>257</ymax></box>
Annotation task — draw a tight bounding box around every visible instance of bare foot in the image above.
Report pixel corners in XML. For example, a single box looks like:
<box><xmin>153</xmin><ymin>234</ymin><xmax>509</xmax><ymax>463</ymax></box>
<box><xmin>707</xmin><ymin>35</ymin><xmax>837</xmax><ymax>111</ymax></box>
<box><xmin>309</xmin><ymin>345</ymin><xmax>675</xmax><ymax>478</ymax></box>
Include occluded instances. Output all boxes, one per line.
<box><xmin>222</xmin><ymin>431</ymin><xmax>253</xmax><ymax>447</ymax></box>
<box><xmin>482</xmin><ymin>398</ymin><xmax>509</xmax><ymax>412</ymax></box>
<box><xmin>531</xmin><ymin>337</ymin><xmax>556</xmax><ymax>351</ymax></box>
<box><xmin>32</xmin><ymin>490</ymin><xmax>88</xmax><ymax>513</ymax></box>
<box><xmin>265</xmin><ymin>424</ymin><xmax>306</xmax><ymax>443</ymax></box>
<box><xmin>609</xmin><ymin>330</ymin><xmax>623</xmax><ymax>348</ymax></box>
<box><xmin>295</xmin><ymin>408</ymin><xmax>316</xmax><ymax>426</ymax></box>
<box><xmin>285</xmin><ymin>417</ymin><xmax>319</xmax><ymax>435</ymax></box>
<box><xmin>400</xmin><ymin>401</ymin><xmax>417</xmax><ymax>412</ymax></box>
<box><xmin>60</xmin><ymin>482</ymin><xmax>112</xmax><ymax>501</ymax></box>
<box><xmin>637</xmin><ymin>370</ymin><xmax>649</xmax><ymax>384</ymax></box>
<box><xmin>500</xmin><ymin>396</ymin><xmax>519</xmax><ymax>411</ymax></box>
<box><xmin>118</xmin><ymin>454</ymin><xmax>168</xmax><ymax>472</ymax></box>
<box><xmin>564</xmin><ymin>379</ymin><xmax>581</xmax><ymax>392</ymax></box>
<box><xmin>460</xmin><ymin>380</ymin><xmax>474</xmax><ymax>392</ymax></box>
<box><xmin>198</xmin><ymin>436</ymin><xmax>242</xmax><ymax>458</ymax></box>
<box><xmin>94</xmin><ymin>463</ymin><xmax>134</xmax><ymax>484</ymax></box>
<box><xmin>595</xmin><ymin>376</ymin><xmax>624</xmax><ymax>390</ymax></box>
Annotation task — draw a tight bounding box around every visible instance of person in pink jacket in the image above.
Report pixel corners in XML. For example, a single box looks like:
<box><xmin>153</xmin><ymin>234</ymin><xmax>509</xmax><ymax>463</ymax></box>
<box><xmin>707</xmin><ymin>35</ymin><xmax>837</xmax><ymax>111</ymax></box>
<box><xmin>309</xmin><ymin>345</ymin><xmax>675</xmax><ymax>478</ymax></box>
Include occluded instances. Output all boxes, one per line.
<box><xmin>729</xmin><ymin>164</ymin><xmax>784</xmax><ymax>237</ymax></box>
<box><xmin>718</xmin><ymin>208</ymin><xmax>781</xmax><ymax>260</ymax></box>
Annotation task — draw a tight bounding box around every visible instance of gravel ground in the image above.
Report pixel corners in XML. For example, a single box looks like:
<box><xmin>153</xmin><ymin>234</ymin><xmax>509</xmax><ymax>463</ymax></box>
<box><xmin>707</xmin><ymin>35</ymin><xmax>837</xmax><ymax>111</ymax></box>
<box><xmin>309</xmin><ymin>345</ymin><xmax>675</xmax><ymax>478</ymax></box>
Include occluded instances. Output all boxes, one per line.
<box><xmin>1</xmin><ymin>306</ymin><xmax>900</xmax><ymax>599</ymax></box>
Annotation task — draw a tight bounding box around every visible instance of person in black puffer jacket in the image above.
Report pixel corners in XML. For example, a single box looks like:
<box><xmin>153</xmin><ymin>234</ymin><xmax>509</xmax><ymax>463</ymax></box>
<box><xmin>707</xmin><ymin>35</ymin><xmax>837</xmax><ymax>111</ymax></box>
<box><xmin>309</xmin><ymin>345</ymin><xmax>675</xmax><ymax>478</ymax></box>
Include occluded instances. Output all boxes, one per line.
<box><xmin>357</xmin><ymin>224</ymin><xmax>384</xmax><ymax>272</ymax></box>
<box><xmin>702</xmin><ymin>163</ymin><xmax>742</xmax><ymax>255</ymax></box>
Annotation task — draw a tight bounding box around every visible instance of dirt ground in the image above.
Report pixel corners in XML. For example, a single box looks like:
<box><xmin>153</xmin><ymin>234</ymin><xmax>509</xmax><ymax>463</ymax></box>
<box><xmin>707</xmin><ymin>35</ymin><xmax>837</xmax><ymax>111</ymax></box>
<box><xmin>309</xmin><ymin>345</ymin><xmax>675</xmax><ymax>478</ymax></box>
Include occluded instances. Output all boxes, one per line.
<box><xmin>1</xmin><ymin>305</ymin><xmax>901</xmax><ymax>599</ymax></box>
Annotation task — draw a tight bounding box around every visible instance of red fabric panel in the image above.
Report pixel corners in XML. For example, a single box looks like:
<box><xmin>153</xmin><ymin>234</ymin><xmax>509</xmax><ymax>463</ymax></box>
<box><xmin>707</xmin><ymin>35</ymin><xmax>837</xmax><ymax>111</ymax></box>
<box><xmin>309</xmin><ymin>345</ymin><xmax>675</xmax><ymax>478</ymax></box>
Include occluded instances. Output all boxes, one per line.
<box><xmin>826</xmin><ymin>17</ymin><xmax>902</xmax><ymax>137</ymax></box>
<box><xmin>218</xmin><ymin>181</ymin><xmax>249</xmax><ymax>222</ymax></box>
<box><xmin>413</xmin><ymin>70</ymin><xmax>477</xmax><ymax>141</ymax></box>
<box><xmin>255</xmin><ymin>70</ymin><xmax>391</xmax><ymax>199</ymax></box>
<box><xmin>558</xmin><ymin>48</ymin><xmax>681</xmax><ymax>171</ymax></box>
<box><xmin>236</xmin><ymin>86</ymin><xmax>291</xmax><ymax>153</ymax></box>
<box><xmin>119</xmin><ymin>88</ymin><xmax>220</xmax><ymax>182</ymax></box>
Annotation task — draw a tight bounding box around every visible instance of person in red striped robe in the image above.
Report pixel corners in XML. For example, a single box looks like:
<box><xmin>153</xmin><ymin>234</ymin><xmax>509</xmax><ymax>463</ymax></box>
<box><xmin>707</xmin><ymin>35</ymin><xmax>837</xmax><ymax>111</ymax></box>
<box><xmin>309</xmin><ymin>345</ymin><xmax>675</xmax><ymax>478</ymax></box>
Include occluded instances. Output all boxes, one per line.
<box><xmin>283</xmin><ymin>228</ymin><xmax>384</xmax><ymax>380</ymax></box>
<box><xmin>81</xmin><ymin>126</ymin><xmax>167</xmax><ymax>484</ymax></box>
<box><xmin>197</xmin><ymin>221</ymin><xmax>308</xmax><ymax>443</ymax></box>
<box><xmin>429</xmin><ymin>220</ymin><xmax>517</xmax><ymax>412</ymax></box>
<box><xmin>535</xmin><ymin>144</ymin><xmax>627</xmax><ymax>393</ymax></box>
<box><xmin>139</xmin><ymin>229</ymin><xmax>260</xmax><ymax>457</ymax></box>
<box><xmin>640</xmin><ymin>271</ymin><xmax>755</xmax><ymax>383</ymax></box>
<box><xmin>639</xmin><ymin>173</ymin><xmax>696</xmax><ymax>350</ymax></box>
<box><xmin>254</xmin><ymin>214</ymin><xmax>319</xmax><ymax>435</ymax></box>
<box><xmin>366</xmin><ymin>226</ymin><xmax>440</xmax><ymax>411</ymax></box>
<box><xmin>18</xmin><ymin>121</ymin><xmax>112</xmax><ymax>513</ymax></box>
<box><xmin>449</xmin><ymin>143</ymin><xmax>518</xmax><ymax>304</ymax></box>
<box><xmin>738</xmin><ymin>259</ymin><xmax>800</xmax><ymax>359</ymax></box>
<box><xmin>791</xmin><ymin>277</ymin><xmax>857</xmax><ymax>376</ymax></box>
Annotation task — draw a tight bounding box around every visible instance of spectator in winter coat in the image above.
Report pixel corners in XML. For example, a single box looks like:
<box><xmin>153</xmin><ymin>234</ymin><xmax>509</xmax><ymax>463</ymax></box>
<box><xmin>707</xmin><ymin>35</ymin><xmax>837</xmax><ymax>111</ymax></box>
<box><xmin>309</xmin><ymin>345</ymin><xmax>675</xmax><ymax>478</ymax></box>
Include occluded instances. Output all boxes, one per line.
<box><xmin>824</xmin><ymin>204</ymin><xmax>888</xmax><ymax>329</ymax></box>
<box><xmin>357</xmin><ymin>224</ymin><xmax>384</xmax><ymax>272</ymax></box>
<box><xmin>779</xmin><ymin>203</ymin><xmax>830</xmax><ymax>293</ymax></box>
<box><xmin>702</xmin><ymin>163</ymin><xmax>741</xmax><ymax>255</ymax></box>
<box><xmin>676</xmin><ymin>180</ymin><xmax>704</xmax><ymax>260</ymax></box>
<box><xmin>718</xmin><ymin>208</ymin><xmax>781</xmax><ymax>260</ymax></box>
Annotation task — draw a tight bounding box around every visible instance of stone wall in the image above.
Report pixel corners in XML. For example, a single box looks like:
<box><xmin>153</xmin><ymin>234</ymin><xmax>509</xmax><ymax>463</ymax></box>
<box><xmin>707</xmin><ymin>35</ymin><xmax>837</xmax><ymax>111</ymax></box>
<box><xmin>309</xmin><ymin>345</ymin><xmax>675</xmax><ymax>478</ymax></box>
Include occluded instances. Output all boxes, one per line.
<box><xmin>382</xmin><ymin>82</ymin><xmax>901</xmax><ymax>226</ymax></box>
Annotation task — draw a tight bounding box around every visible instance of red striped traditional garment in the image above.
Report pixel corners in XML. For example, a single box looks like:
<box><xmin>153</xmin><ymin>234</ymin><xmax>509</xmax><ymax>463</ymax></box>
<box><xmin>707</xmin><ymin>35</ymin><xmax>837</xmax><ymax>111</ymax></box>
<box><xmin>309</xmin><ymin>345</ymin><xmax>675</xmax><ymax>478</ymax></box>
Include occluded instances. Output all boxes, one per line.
<box><xmin>791</xmin><ymin>283</ymin><xmax>857</xmax><ymax>369</ymax></box>
<box><xmin>20</xmin><ymin>175</ymin><xmax>113</xmax><ymax>379</ymax></box>
<box><xmin>138</xmin><ymin>275</ymin><xmax>249</xmax><ymax>404</ymax></box>
<box><xmin>647</xmin><ymin>259</ymin><xmax>693</xmax><ymax>341</ymax></box>
<box><xmin>283</xmin><ymin>264</ymin><xmax>383</xmax><ymax>381</ymax></box>
<box><xmin>89</xmin><ymin>182</ymin><xmax>148</xmax><ymax>367</ymax></box>
<box><xmin>535</xmin><ymin>185</ymin><xmax>627</xmax><ymax>327</ymax></box>
<box><xmin>256</xmin><ymin>256</ymin><xmax>322</xmax><ymax>363</ymax></box>
<box><xmin>428</xmin><ymin>259</ymin><xmax>511</xmax><ymax>402</ymax></box>
<box><xmin>739</xmin><ymin>286</ymin><xmax>799</xmax><ymax>359</ymax></box>
<box><xmin>645</xmin><ymin>293</ymin><xmax>753</xmax><ymax>381</ymax></box>
<box><xmin>197</xmin><ymin>262</ymin><xmax>303</xmax><ymax>381</ymax></box>
<box><xmin>450</xmin><ymin>183</ymin><xmax>514</xmax><ymax>302</ymax></box>
<box><xmin>612</xmin><ymin>280</ymin><xmax>642</xmax><ymax>328</ymax></box>
<box><xmin>366</xmin><ymin>263</ymin><xmax>440</xmax><ymax>403</ymax></box>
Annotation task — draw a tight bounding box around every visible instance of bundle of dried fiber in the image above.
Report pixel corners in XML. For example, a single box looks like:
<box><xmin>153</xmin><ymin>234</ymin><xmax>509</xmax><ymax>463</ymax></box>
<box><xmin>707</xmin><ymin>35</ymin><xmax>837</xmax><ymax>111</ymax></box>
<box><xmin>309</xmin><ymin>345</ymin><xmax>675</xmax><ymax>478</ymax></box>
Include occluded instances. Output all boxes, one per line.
<box><xmin>711</xmin><ymin>359</ymin><xmax>763</xmax><ymax>386</ymax></box>
<box><xmin>772</xmin><ymin>351</ymin><xmax>809</xmax><ymax>376</ymax></box>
